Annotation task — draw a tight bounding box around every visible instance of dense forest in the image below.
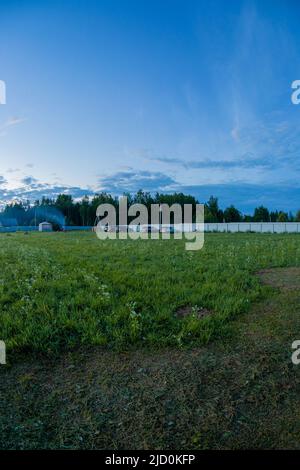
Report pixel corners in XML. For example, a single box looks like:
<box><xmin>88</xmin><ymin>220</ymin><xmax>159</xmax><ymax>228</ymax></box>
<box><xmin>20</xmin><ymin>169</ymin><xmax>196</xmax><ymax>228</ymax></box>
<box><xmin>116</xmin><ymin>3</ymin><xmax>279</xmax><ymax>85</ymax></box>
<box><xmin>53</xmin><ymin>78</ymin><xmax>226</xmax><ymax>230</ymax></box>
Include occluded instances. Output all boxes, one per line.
<box><xmin>0</xmin><ymin>191</ymin><xmax>299</xmax><ymax>227</ymax></box>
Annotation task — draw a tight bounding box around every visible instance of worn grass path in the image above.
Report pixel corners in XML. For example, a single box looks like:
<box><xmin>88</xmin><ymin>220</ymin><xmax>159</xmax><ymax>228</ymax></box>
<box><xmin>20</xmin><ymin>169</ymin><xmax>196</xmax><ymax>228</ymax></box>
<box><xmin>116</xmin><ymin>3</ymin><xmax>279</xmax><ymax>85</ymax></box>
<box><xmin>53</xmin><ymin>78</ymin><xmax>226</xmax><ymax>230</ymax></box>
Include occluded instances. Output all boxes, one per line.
<box><xmin>1</xmin><ymin>268</ymin><xmax>300</xmax><ymax>449</ymax></box>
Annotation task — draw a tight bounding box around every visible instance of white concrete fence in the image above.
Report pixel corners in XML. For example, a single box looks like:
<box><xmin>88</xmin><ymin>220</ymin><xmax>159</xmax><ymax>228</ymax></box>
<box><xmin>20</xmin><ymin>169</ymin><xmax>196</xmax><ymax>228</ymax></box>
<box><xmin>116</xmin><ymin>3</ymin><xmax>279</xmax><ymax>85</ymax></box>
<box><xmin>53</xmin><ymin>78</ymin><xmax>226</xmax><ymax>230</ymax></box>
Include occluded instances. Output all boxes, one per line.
<box><xmin>204</xmin><ymin>222</ymin><xmax>300</xmax><ymax>233</ymax></box>
<box><xmin>95</xmin><ymin>223</ymin><xmax>300</xmax><ymax>233</ymax></box>
<box><xmin>0</xmin><ymin>223</ymin><xmax>300</xmax><ymax>234</ymax></box>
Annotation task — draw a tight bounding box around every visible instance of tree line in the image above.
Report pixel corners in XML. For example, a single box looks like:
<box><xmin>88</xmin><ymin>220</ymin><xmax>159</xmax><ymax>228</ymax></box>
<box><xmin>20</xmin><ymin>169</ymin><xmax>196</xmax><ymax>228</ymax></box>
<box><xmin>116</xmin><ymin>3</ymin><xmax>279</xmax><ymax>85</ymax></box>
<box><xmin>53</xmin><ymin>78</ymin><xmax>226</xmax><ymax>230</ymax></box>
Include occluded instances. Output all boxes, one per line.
<box><xmin>0</xmin><ymin>191</ymin><xmax>300</xmax><ymax>227</ymax></box>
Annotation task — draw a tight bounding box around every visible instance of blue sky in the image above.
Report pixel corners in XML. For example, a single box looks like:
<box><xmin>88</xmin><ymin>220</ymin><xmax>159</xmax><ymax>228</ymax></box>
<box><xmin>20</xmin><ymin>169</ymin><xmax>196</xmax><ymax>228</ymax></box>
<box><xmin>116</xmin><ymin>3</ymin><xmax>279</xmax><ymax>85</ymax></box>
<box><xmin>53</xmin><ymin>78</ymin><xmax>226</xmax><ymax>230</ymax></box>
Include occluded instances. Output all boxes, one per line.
<box><xmin>1</xmin><ymin>0</ymin><xmax>300</xmax><ymax>212</ymax></box>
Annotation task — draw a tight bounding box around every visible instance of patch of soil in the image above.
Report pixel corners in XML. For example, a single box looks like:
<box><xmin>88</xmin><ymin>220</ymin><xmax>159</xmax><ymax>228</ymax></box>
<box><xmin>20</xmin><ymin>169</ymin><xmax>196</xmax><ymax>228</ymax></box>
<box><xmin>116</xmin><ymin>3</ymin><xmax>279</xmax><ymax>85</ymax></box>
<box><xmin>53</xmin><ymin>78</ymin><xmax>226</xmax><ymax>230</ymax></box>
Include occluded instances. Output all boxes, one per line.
<box><xmin>176</xmin><ymin>305</ymin><xmax>213</xmax><ymax>319</ymax></box>
<box><xmin>257</xmin><ymin>267</ymin><xmax>300</xmax><ymax>291</ymax></box>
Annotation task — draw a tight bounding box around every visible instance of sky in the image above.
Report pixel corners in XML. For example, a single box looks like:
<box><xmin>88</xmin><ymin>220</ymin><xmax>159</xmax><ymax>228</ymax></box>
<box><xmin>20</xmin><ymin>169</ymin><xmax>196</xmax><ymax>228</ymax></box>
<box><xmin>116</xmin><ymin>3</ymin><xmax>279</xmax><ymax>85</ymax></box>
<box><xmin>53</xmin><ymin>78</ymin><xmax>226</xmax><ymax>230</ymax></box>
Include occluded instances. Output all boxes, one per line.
<box><xmin>1</xmin><ymin>0</ymin><xmax>300</xmax><ymax>213</ymax></box>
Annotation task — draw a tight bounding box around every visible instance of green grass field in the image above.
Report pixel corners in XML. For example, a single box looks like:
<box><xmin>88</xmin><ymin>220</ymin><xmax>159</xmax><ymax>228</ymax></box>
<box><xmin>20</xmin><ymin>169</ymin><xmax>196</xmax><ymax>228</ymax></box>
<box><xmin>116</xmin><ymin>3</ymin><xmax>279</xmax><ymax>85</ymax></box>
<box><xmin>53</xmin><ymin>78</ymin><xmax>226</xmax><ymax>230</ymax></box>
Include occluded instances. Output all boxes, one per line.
<box><xmin>1</xmin><ymin>231</ymin><xmax>299</xmax><ymax>354</ymax></box>
<box><xmin>1</xmin><ymin>232</ymin><xmax>300</xmax><ymax>449</ymax></box>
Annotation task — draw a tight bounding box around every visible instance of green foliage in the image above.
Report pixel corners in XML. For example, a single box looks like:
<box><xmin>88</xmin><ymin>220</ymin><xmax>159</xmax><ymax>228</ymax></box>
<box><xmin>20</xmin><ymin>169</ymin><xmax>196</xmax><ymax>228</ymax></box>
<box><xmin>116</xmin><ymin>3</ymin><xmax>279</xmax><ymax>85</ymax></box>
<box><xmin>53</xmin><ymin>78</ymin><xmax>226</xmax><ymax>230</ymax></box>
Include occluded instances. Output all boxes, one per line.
<box><xmin>1</xmin><ymin>192</ymin><xmax>299</xmax><ymax>227</ymax></box>
<box><xmin>253</xmin><ymin>205</ymin><xmax>270</xmax><ymax>222</ymax></box>
<box><xmin>277</xmin><ymin>211</ymin><xmax>288</xmax><ymax>222</ymax></box>
<box><xmin>223</xmin><ymin>205</ymin><xmax>242</xmax><ymax>222</ymax></box>
<box><xmin>204</xmin><ymin>196</ymin><xmax>224</xmax><ymax>222</ymax></box>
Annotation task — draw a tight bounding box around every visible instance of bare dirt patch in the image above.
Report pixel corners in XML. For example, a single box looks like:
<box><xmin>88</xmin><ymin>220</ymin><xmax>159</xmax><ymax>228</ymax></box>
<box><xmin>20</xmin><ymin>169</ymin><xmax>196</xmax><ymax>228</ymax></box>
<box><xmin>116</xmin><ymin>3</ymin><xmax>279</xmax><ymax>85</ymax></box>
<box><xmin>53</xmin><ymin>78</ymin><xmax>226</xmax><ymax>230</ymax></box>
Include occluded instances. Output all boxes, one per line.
<box><xmin>257</xmin><ymin>267</ymin><xmax>300</xmax><ymax>291</ymax></box>
<box><xmin>176</xmin><ymin>305</ymin><xmax>213</xmax><ymax>319</ymax></box>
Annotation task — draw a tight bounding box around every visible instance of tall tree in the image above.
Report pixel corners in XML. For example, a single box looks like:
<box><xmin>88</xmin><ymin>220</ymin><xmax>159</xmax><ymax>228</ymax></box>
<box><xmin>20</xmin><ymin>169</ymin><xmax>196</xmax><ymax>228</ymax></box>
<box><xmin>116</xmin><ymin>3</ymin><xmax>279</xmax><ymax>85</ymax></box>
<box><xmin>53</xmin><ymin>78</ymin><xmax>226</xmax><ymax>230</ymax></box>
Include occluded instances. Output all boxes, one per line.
<box><xmin>224</xmin><ymin>205</ymin><xmax>242</xmax><ymax>222</ymax></box>
<box><xmin>253</xmin><ymin>206</ymin><xmax>270</xmax><ymax>222</ymax></box>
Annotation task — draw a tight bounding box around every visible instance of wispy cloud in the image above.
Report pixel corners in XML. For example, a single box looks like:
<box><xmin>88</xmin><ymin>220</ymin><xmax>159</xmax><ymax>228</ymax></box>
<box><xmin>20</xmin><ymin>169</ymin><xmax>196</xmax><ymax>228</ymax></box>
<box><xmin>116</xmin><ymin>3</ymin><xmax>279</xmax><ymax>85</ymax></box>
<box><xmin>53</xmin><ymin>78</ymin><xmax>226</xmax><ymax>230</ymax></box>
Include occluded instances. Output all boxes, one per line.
<box><xmin>0</xmin><ymin>174</ymin><xmax>94</xmax><ymax>207</ymax></box>
<box><xmin>148</xmin><ymin>154</ymin><xmax>271</xmax><ymax>170</ymax></box>
<box><xmin>0</xmin><ymin>168</ymin><xmax>299</xmax><ymax>214</ymax></box>
<box><xmin>6</xmin><ymin>168</ymin><xmax>20</xmax><ymax>174</ymax></box>
<box><xmin>21</xmin><ymin>176</ymin><xmax>38</xmax><ymax>186</ymax></box>
<box><xmin>98</xmin><ymin>169</ymin><xmax>177</xmax><ymax>194</ymax></box>
<box><xmin>0</xmin><ymin>116</ymin><xmax>26</xmax><ymax>137</ymax></box>
<box><xmin>5</xmin><ymin>117</ymin><xmax>26</xmax><ymax>127</ymax></box>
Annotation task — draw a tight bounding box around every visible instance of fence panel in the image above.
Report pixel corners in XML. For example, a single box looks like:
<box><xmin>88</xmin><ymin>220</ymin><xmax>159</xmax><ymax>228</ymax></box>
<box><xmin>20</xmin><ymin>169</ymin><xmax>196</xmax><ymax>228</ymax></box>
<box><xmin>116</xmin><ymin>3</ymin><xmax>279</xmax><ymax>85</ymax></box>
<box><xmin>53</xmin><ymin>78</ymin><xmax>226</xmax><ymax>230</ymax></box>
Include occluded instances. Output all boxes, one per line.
<box><xmin>204</xmin><ymin>222</ymin><xmax>300</xmax><ymax>233</ymax></box>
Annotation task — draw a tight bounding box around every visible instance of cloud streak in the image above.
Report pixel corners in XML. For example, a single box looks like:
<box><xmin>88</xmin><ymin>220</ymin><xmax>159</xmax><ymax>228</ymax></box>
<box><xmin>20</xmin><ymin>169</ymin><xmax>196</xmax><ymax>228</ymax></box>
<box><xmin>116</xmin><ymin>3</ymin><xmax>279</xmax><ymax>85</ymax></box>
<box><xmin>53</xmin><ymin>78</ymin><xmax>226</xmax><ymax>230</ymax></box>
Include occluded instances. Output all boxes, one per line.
<box><xmin>0</xmin><ymin>116</ymin><xmax>26</xmax><ymax>137</ymax></box>
<box><xmin>0</xmin><ymin>175</ymin><xmax>94</xmax><ymax>208</ymax></box>
<box><xmin>97</xmin><ymin>169</ymin><xmax>177</xmax><ymax>194</ymax></box>
<box><xmin>148</xmin><ymin>154</ymin><xmax>271</xmax><ymax>170</ymax></box>
<box><xmin>0</xmin><ymin>167</ymin><xmax>299</xmax><ymax>214</ymax></box>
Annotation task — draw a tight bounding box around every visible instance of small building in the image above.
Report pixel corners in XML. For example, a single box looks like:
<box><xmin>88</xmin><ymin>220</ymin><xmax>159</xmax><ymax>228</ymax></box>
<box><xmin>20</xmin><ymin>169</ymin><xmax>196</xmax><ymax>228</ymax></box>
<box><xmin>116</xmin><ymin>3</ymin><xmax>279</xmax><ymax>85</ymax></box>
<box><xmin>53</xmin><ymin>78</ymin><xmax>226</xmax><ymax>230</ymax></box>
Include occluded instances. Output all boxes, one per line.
<box><xmin>39</xmin><ymin>221</ymin><xmax>53</xmax><ymax>232</ymax></box>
